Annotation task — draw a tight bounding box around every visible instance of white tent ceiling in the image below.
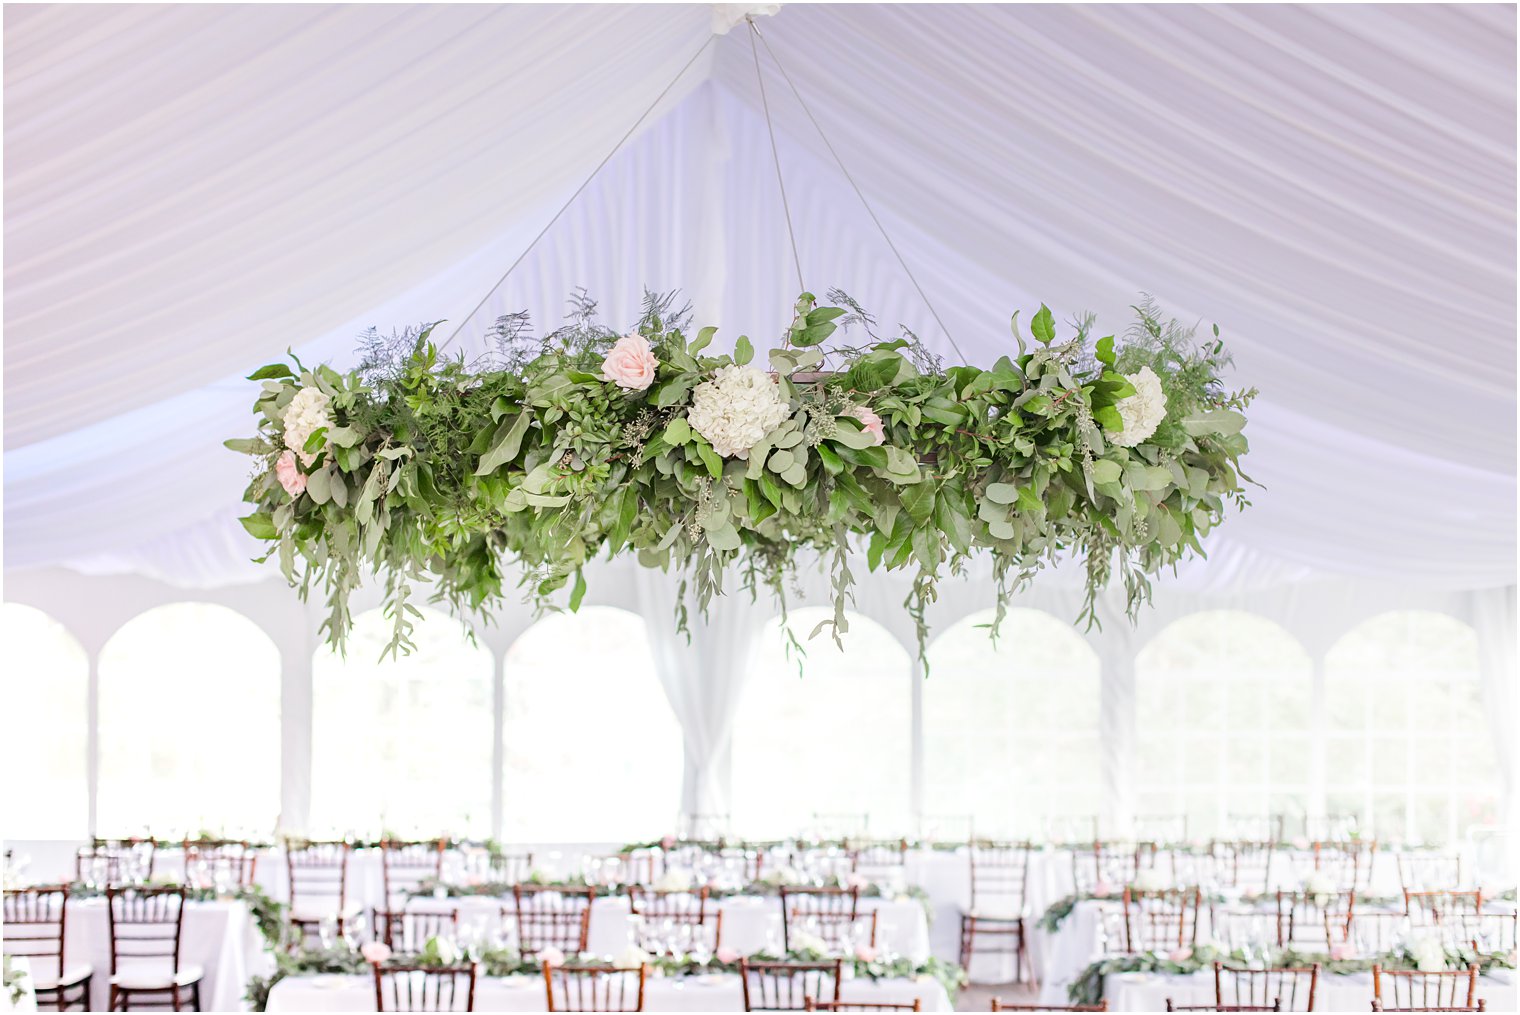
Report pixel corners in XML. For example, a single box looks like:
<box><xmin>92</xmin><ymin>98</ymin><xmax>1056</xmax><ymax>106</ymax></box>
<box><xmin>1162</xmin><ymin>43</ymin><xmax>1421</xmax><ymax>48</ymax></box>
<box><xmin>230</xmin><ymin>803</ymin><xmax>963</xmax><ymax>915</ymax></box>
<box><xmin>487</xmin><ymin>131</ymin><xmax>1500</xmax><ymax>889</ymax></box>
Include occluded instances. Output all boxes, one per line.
<box><xmin>4</xmin><ymin>3</ymin><xmax>1515</xmax><ymax>590</ymax></box>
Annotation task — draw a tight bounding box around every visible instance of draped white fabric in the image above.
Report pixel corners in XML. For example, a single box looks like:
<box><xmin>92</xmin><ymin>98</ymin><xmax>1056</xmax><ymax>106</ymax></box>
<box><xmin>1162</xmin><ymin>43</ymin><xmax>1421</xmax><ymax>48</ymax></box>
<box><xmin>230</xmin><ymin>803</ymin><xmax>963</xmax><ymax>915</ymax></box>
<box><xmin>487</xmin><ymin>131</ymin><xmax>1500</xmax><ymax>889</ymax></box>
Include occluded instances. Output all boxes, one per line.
<box><xmin>3</xmin><ymin>3</ymin><xmax>1514</xmax><ymax>591</ymax></box>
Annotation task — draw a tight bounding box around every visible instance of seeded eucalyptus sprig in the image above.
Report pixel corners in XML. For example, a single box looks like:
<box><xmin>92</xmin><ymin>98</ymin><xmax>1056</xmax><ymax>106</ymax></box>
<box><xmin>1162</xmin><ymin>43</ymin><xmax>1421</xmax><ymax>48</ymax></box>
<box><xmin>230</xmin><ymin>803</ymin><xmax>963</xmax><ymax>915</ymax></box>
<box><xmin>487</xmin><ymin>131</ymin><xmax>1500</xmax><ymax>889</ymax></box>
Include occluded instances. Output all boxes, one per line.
<box><xmin>228</xmin><ymin>292</ymin><xmax>1253</xmax><ymax>660</ymax></box>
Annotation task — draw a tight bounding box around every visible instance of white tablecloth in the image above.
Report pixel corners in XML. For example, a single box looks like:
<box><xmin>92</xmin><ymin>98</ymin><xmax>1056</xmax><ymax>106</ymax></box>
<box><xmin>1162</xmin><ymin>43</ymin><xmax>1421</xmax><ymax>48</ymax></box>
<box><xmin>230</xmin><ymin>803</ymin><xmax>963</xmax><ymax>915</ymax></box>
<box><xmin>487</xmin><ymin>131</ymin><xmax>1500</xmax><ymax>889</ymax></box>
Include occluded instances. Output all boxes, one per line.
<box><xmin>265</xmin><ymin>972</ymin><xmax>951</xmax><ymax>1013</ymax></box>
<box><xmin>413</xmin><ymin>893</ymin><xmax>932</xmax><ymax>963</ymax></box>
<box><xmin>62</xmin><ymin>897</ymin><xmax>262</xmax><ymax>1012</ymax></box>
<box><xmin>1105</xmin><ymin>967</ymin><xmax>1517</xmax><ymax>1012</ymax></box>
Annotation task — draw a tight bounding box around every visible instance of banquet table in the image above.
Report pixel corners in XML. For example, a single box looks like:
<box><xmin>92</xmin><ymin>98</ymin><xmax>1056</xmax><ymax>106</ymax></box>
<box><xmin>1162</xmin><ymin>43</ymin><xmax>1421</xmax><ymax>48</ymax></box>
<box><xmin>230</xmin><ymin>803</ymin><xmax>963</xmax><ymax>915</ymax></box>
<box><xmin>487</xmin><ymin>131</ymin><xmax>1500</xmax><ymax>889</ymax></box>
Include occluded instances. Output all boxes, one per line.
<box><xmin>1104</xmin><ymin>967</ymin><xmax>1518</xmax><ymax>1012</ymax></box>
<box><xmin>264</xmin><ymin>971</ymin><xmax>952</xmax><ymax>1013</ymax></box>
<box><xmin>61</xmin><ymin>897</ymin><xmax>262</xmax><ymax>1012</ymax></box>
<box><xmin>413</xmin><ymin>893</ymin><xmax>932</xmax><ymax>963</ymax></box>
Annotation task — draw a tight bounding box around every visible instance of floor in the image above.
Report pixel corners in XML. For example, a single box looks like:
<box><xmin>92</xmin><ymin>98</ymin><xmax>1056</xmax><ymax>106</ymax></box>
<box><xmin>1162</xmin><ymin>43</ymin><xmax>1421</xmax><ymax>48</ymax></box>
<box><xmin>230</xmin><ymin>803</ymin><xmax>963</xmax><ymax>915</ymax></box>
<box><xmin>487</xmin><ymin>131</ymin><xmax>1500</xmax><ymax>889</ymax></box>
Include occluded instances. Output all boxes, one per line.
<box><xmin>957</xmin><ymin>981</ymin><xmax>1039</xmax><ymax>1011</ymax></box>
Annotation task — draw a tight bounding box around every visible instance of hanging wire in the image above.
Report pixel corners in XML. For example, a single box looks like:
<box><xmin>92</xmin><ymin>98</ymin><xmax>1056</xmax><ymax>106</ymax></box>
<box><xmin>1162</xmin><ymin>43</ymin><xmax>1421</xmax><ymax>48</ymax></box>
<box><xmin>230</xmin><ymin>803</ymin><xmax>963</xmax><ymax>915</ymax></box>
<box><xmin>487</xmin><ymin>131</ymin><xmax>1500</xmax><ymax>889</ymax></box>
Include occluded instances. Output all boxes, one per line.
<box><xmin>749</xmin><ymin>20</ymin><xmax>967</xmax><ymax>362</ymax></box>
<box><xmin>438</xmin><ymin>33</ymin><xmax>717</xmax><ymax>352</ymax></box>
<box><xmin>747</xmin><ymin>18</ymin><xmax>806</xmax><ymax>296</ymax></box>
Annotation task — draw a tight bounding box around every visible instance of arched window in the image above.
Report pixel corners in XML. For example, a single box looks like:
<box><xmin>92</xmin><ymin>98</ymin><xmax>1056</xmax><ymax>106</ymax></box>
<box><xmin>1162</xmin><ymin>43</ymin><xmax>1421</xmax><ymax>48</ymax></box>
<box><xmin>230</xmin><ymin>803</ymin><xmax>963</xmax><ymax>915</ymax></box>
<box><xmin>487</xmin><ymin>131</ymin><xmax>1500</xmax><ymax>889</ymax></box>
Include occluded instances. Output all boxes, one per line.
<box><xmin>502</xmin><ymin>607</ymin><xmax>680</xmax><ymax>842</ymax></box>
<box><xmin>923</xmin><ymin>609</ymin><xmax>1101</xmax><ymax>839</ymax></box>
<box><xmin>99</xmin><ymin>603</ymin><xmax>280</xmax><ymax>836</ymax></box>
<box><xmin>1325</xmin><ymin>611</ymin><xmax>1499</xmax><ymax>844</ymax></box>
<box><xmin>1136</xmin><ymin>611</ymin><xmax>1312</xmax><ymax>839</ymax></box>
<box><xmin>312</xmin><ymin>606</ymin><xmax>494</xmax><ymax>838</ymax></box>
<box><xmin>2</xmin><ymin>604</ymin><xmax>89</xmax><ymax>838</ymax></box>
<box><xmin>732</xmin><ymin>609</ymin><xmax>912</xmax><ymax>838</ymax></box>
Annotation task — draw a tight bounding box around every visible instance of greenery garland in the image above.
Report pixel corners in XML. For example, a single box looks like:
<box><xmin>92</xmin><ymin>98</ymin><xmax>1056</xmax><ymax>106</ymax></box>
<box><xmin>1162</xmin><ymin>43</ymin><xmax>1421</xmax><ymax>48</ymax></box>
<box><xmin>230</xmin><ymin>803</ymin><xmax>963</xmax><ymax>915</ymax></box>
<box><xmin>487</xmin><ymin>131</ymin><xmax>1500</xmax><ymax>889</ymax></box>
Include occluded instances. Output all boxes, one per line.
<box><xmin>1067</xmin><ymin>942</ymin><xmax>1518</xmax><ymax>1006</ymax></box>
<box><xmin>230</xmin><ymin>290</ymin><xmax>1253</xmax><ymax>657</ymax></box>
<box><xmin>245</xmin><ymin>942</ymin><xmax>965</xmax><ymax>1012</ymax></box>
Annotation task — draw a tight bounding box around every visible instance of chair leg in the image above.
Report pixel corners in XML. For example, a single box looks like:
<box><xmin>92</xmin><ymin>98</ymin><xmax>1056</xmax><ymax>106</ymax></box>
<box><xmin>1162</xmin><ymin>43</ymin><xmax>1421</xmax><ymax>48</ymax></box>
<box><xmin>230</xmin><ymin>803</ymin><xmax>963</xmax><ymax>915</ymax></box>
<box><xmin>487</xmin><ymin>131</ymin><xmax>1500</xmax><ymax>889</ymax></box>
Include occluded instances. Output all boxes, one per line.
<box><xmin>959</xmin><ymin>915</ymin><xmax>972</xmax><ymax>970</ymax></box>
<box><xmin>192</xmin><ymin>981</ymin><xmax>202</xmax><ymax>1011</ymax></box>
<box><xmin>172</xmin><ymin>983</ymin><xmax>182</xmax><ymax>1012</ymax></box>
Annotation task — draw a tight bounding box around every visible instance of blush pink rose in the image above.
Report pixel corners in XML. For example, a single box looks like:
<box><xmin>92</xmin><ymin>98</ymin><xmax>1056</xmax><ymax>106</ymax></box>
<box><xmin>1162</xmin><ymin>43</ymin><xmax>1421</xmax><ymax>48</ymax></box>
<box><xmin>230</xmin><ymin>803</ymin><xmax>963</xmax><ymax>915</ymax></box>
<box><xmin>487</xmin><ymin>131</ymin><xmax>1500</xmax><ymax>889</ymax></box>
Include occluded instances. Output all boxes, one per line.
<box><xmin>274</xmin><ymin>450</ymin><xmax>307</xmax><ymax>497</ymax></box>
<box><xmin>1329</xmin><ymin>942</ymin><xmax>1355</xmax><ymax>961</ymax></box>
<box><xmin>854</xmin><ymin>944</ymin><xmax>878</xmax><ymax>962</ymax></box>
<box><xmin>847</xmin><ymin>872</ymin><xmax>869</xmax><ymax>888</ymax></box>
<box><xmin>538</xmin><ymin>946</ymin><xmax>566</xmax><ymax>967</ymax></box>
<box><xmin>1091</xmin><ymin>881</ymin><xmax>1113</xmax><ymax>899</ymax></box>
<box><xmin>847</xmin><ymin>406</ymin><xmax>885</xmax><ymax>445</ymax></box>
<box><xmin>716</xmin><ymin>946</ymin><xmax>742</xmax><ymax>964</ymax></box>
<box><xmin>1168</xmin><ymin>947</ymin><xmax>1192</xmax><ymax>963</ymax></box>
<box><xmin>360</xmin><ymin>941</ymin><xmax>392</xmax><ymax>964</ymax></box>
<box><xmin>660</xmin><ymin>836</ymin><xmax>676</xmax><ymax>850</ymax></box>
<box><xmin>601</xmin><ymin>333</ymin><xmax>658</xmax><ymax>391</ymax></box>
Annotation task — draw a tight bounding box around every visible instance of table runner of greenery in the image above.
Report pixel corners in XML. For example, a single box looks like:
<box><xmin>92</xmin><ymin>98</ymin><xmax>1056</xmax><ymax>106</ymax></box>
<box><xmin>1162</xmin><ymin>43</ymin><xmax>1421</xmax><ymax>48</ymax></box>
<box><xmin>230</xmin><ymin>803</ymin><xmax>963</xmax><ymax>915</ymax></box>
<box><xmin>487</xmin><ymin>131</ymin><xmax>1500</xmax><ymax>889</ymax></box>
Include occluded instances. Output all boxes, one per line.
<box><xmin>1068</xmin><ymin>942</ymin><xmax>1517</xmax><ymax>1006</ymax></box>
<box><xmin>1036</xmin><ymin>889</ymin><xmax>1409</xmax><ymax>934</ymax></box>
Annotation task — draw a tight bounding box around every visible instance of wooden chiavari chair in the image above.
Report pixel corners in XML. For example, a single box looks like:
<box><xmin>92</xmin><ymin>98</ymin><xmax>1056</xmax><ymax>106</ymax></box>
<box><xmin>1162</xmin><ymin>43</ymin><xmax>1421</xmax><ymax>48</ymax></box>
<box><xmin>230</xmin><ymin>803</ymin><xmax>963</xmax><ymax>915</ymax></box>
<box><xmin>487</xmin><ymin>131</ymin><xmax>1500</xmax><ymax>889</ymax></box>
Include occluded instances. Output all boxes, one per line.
<box><xmin>780</xmin><ymin>886</ymin><xmax>875</xmax><ymax>952</ymax></box>
<box><xmin>1214</xmin><ymin>961</ymin><xmax>1318</xmax><ymax>1012</ymax></box>
<box><xmin>3</xmin><ymin>884</ymin><xmax>92</xmax><ymax>1010</ymax></box>
<box><xmin>76</xmin><ymin>840</ymin><xmax>155</xmax><ymax>887</ymax></box>
<box><xmin>1456</xmin><ymin>909</ymin><xmax>1517</xmax><ymax>953</ymax></box>
<box><xmin>380</xmin><ymin>839</ymin><xmax>446</xmax><ymax>907</ymax></box>
<box><xmin>1346</xmin><ymin>910</ymin><xmax>1411</xmax><ymax>954</ymax></box>
<box><xmin>811</xmin><ymin>813</ymin><xmax>870</xmax><ymax>841</ymax></box>
<box><xmin>182</xmin><ymin>838</ymin><xmax>257</xmax><ymax>890</ymax></box>
<box><xmin>1071</xmin><ymin>841</ymin><xmax>1143</xmax><ymax>894</ymax></box>
<box><xmin>803</xmin><ymin>1001</ymin><xmax>921</xmax><ymax>1012</ymax></box>
<box><xmin>1371</xmin><ymin>964</ymin><xmax>1483</xmax><ymax>1012</ymax></box>
<box><xmin>960</xmin><ymin>840</ymin><xmax>1034</xmax><ymax>984</ymax></box>
<box><xmin>740</xmin><ymin>959</ymin><xmax>841</xmax><ymax>1011</ymax></box>
<box><xmin>285</xmin><ymin>839</ymin><xmax>356</xmax><ymax>942</ymax></box>
<box><xmin>1122</xmin><ymin>887</ymin><xmax>1201</xmax><ymax>952</ymax></box>
<box><xmin>1208</xmin><ymin>840</ymin><xmax>1275</xmax><ymax>895</ymax></box>
<box><xmin>1134</xmin><ymin>815</ymin><xmax>1188</xmax><ymax>844</ymax></box>
<box><xmin>1405</xmin><ymin>890</ymin><xmax>1482</xmax><ymax>927</ymax></box>
<box><xmin>989</xmin><ymin>1002</ymin><xmax>1108</xmax><ymax>1012</ymax></box>
<box><xmin>1305</xmin><ymin>840</ymin><xmax>1376</xmax><ymax>892</ymax></box>
<box><xmin>543</xmin><ymin>962</ymin><xmax>646</xmax><ymax>1012</ymax></box>
<box><xmin>1275</xmin><ymin>889</ymin><xmax>1354</xmax><ymax>948</ymax></box>
<box><xmin>510</xmin><ymin>884</ymin><xmax>595</xmax><ymax>957</ymax></box>
<box><xmin>851</xmin><ymin>840</ymin><xmax>909</xmax><ymax>882</ymax></box>
<box><xmin>626</xmin><ymin>886</ymin><xmax>720</xmax><ymax>950</ymax></box>
<box><xmin>372</xmin><ymin>961</ymin><xmax>478</xmax><ymax>1012</ymax></box>
<box><xmin>1166</xmin><ymin>1003</ymin><xmax>1280</xmax><ymax>1012</ymax></box>
<box><xmin>372</xmin><ymin>908</ymin><xmax>460</xmax><ymax>952</ymax></box>
<box><xmin>1225</xmin><ymin>815</ymin><xmax>1285</xmax><ymax>844</ymax></box>
<box><xmin>105</xmin><ymin>885</ymin><xmax>203</xmax><ymax>1011</ymax></box>
<box><xmin>1396</xmin><ymin>854</ymin><xmax>1464</xmax><ymax>893</ymax></box>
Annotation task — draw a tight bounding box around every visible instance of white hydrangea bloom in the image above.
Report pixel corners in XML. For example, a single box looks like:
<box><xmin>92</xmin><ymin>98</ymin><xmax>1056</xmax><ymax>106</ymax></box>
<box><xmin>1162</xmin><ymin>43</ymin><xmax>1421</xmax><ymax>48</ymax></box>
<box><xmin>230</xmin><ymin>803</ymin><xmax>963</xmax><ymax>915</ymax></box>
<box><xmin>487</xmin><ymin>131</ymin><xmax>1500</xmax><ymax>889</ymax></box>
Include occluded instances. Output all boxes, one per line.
<box><xmin>282</xmin><ymin>386</ymin><xmax>333</xmax><ymax>465</ymax></box>
<box><xmin>1108</xmin><ymin>365</ymin><xmax>1167</xmax><ymax>447</ymax></box>
<box><xmin>686</xmin><ymin>364</ymin><xmax>792</xmax><ymax>457</ymax></box>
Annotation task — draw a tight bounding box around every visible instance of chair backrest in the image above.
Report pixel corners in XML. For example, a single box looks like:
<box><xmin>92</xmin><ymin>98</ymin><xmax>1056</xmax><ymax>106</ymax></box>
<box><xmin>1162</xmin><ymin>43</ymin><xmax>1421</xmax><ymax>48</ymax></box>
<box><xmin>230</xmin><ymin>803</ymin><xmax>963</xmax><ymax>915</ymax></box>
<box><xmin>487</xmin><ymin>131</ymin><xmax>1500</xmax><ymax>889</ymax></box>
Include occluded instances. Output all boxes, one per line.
<box><xmin>77</xmin><ymin>839</ymin><xmax>155</xmax><ymax>886</ymax></box>
<box><xmin>373</xmin><ymin>908</ymin><xmax>460</xmax><ymax>952</ymax></box>
<box><xmin>2</xmin><ymin>885</ymin><xmax>70</xmax><ymax>979</ymax></box>
<box><xmin>543</xmin><ymin>962</ymin><xmax>647</xmax><ymax>1012</ymax></box>
<box><xmin>1309</xmin><ymin>840</ymin><xmax>1376</xmax><ymax>891</ymax></box>
<box><xmin>1396</xmin><ymin>853</ymin><xmax>1464</xmax><ymax>893</ymax></box>
<box><xmin>1456</xmin><ymin>909</ymin><xmax>1517</xmax><ymax>952</ymax></box>
<box><xmin>1274</xmin><ymin>890</ymin><xmax>1354</xmax><ymax>948</ymax></box>
<box><xmin>802</xmin><ymin>1001</ymin><xmax>921</xmax><ymax>1011</ymax></box>
<box><xmin>1405</xmin><ymin>890</ymin><xmax>1483</xmax><ymax>925</ymax></box>
<box><xmin>285</xmin><ymin>839</ymin><xmax>352</xmax><ymax>915</ymax></box>
<box><xmin>1072</xmin><ymin>842</ymin><xmax>1141</xmax><ymax>894</ymax></box>
<box><xmin>1207</xmin><ymin>841</ymin><xmax>1275</xmax><ymax>895</ymax></box>
<box><xmin>1371</xmin><ymin>964</ymin><xmax>1480</xmax><ymax>1011</ymax></box>
<box><xmin>969</xmin><ymin>841</ymin><xmax>1032</xmax><ymax>915</ymax></box>
<box><xmin>1215</xmin><ymin>961</ymin><xmax>1319</xmax><ymax>1012</ymax></box>
<box><xmin>988</xmin><ymin>1002</ymin><xmax>1109</xmax><ymax>1012</ymax></box>
<box><xmin>626</xmin><ymin>887</ymin><xmax>719</xmax><ymax>950</ymax></box>
<box><xmin>851</xmin><ymin>840</ymin><xmax>908</xmax><ymax>874</ymax></box>
<box><xmin>1165</xmin><ymin>1003</ymin><xmax>1281</xmax><ymax>1012</ymax></box>
<box><xmin>106</xmin><ymin>885</ymin><xmax>186</xmax><ymax>977</ymax></box>
<box><xmin>373</xmin><ymin>962</ymin><xmax>478</xmax><ymax>1012</ymax></box>
<box><xmin>780</xmin><ymin>886</ymin><xmax>864</xmax><ymax>952</ymax></box>
<box><xmin>381</xmin><ymin>840</ymin><xmax>446</xmax><ymax>905</ymax></box>
<box><xmin>740</xmin><ymin>959</ymin><xmax>841</xmax><ymax>1011</ymax></box>
<box><xmin>1123</xmin><ymin>887</ymin><xmax>1201</xmax><ymax>952</ymax></box>
<box><xmin>511</xmin><ymin>884</ymin><xmax>595</xmax><ymax>956</ymax></box>
<box><xmin>183</xmin><ymin>838</ymin><xmax>258</xmax><ymax>890</ymax></box>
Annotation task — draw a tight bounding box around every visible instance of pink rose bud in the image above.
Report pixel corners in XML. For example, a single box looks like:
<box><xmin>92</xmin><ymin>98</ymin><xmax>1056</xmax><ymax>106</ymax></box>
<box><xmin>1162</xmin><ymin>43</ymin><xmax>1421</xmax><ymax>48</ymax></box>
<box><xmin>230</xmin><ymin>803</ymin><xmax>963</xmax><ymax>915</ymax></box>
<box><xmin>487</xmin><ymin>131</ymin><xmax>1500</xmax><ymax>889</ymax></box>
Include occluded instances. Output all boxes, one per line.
<box><xmin>1330</xmin><ymin>943</ymin><xmax>1354</xmax><ymax>961</ymax></box>
<box><xmin>1168</xmin><ymin>947</ymin><xmax>1192</xmax><ymax>963</ymax></box>
<box><xmin>716</xmin><ymin>946</ymin><xmax>741</xmax><ymax>964</ymax></box>
<box><xmin>847</xmin><ymin>406</ymin><xmax>886</xmax><ymax>445</ymax></box>
<box><xmin>660</xmin><ymin>836</ymin><xmax>676</xmax><ymax>850</ymax></box>
<box><xmin>601</xmin><ymin>333</ymin><xmax>659</xmax><ymax>391</ymax></box>
<box><xmin>360</xmin><ymin>941</ymin><xmax>392</xmax><ymax>964</ymax></box>
<box><xmin>538</xmin><ymin>947</ymin><xmax>565</xmax><ymax>967</ymax></box>
<box><xmin>854</xmin><ymin>945</ymin><xmax>879</xmax><ymax>962</ymax></box>
<box><xmin>847</xmin><ymin>872</ymin><xmax>869</xmax><ymax>888</ymax></box>
<box><xmin>274</xmin><ymin>450</ymin><xmax>307</xmax><ymax>497</ymax></box>
<box><xmin>1092</xmin><ymin>881</ymin><xmax>1113</xmax><ymax>898</ymax></box>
